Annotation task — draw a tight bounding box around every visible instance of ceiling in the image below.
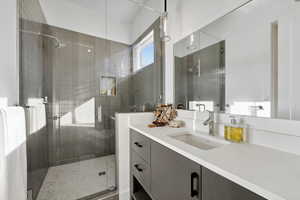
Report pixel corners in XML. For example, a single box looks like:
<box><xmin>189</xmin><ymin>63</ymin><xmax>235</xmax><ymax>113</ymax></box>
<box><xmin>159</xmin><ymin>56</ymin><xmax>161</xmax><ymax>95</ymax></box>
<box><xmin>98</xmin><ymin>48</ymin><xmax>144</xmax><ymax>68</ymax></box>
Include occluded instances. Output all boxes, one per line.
<box><xmin>62</xmin><ymin>0</ymin><xmax>159</xmax><ymax>24</ymax></box>
<box><xmin>38</xmin><ymin>0</ymin><xmax>164</xmax><ymax>44</ymax></box>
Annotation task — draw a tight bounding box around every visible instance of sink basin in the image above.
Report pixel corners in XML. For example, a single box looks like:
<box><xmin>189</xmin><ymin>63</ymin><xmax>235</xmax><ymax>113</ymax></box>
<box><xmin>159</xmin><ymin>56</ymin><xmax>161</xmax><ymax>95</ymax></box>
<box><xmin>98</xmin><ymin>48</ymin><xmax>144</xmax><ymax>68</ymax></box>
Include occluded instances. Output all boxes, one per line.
<box><xmin>170</xmin><ymin>133</ymin><xmax>228</xmax><ymax>150</ymax></box>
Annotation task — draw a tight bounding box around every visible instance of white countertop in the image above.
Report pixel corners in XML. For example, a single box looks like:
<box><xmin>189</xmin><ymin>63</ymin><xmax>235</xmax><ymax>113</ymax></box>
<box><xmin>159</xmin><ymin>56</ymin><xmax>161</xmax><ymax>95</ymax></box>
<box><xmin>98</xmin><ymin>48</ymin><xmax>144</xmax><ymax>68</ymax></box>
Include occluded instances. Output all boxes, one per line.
<box><xmin>129</xmin><ymin>123</ymin><xmax>300</xmax><ymax>200</ymax></box>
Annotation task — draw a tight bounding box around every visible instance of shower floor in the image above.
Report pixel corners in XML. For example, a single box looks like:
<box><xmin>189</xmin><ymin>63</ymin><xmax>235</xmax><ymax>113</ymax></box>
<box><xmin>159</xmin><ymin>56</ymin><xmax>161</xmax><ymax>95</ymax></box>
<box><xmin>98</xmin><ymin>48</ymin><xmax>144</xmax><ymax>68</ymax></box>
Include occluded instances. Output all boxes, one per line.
<box><xmin>37</xmin><ymin>155</ymin><xmax>116</xmax><ymax>200</ymax></box>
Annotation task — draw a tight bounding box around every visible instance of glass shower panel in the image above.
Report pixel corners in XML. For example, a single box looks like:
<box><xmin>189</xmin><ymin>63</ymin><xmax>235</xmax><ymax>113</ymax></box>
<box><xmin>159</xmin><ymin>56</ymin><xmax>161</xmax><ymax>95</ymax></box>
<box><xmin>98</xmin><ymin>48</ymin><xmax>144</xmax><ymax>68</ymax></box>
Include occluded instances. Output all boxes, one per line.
<box><xmin>52</xmin><ymin>38</ymin><xmax>100</xmax><ymax>165</ymax></box>
<box><xmin>48</xmin><ymin>30</ymin><xmax>110</xmax><ymax>159</ymax></box>
<box><xmin>41</xmin><ymin>26</ymin><xmax>119</xmax><ymax>199</ymax></box>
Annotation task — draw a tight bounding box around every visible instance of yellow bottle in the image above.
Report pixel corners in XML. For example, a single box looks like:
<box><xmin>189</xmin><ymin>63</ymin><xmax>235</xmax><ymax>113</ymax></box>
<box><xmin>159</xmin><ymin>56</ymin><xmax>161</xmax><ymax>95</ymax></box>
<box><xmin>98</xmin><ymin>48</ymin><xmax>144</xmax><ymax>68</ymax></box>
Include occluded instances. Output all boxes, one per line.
<box><xmin>224</xmin><ymin>116</ymin><xmax>246</xmax><ymax>143</ymax></box>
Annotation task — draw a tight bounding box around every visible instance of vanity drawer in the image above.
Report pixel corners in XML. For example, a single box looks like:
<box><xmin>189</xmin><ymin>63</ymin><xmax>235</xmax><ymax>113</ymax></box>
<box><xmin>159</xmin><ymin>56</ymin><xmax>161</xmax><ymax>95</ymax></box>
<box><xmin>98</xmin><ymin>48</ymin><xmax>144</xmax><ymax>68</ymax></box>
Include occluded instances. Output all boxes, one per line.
<box><xmin>130</xmin><ymin>129</ymin><xmax>150</xmax><ymax>163</ymax></box>
<box><xmin>131</xmin><ymin>151</ymin><xmax>151</xmax><ymax>191</ymax></box>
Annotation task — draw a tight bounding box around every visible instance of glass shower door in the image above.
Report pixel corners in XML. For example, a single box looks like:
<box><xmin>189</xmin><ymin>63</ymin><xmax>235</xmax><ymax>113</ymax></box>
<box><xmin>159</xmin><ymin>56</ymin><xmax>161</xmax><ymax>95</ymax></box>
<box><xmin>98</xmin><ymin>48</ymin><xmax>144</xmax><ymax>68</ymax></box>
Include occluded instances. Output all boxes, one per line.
<box><xmin>39</xmin><ymin>27</ymin><xmax>116</xmax><ymax>200</ymax></box>
<box><xmin>53</xmin><ymin>40</ymin><xmax>100</xmax><ymax>165</ymax></box>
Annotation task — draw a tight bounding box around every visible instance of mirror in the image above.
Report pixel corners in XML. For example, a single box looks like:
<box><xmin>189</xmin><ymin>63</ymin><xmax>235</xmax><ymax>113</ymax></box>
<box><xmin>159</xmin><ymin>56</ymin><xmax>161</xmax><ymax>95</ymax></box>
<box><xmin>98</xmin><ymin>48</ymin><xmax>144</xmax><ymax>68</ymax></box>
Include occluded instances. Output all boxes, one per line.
<box><xmin>174</xmin><ymin>0</ymin><xmax>300</xmax><ymax>121</ymax></box>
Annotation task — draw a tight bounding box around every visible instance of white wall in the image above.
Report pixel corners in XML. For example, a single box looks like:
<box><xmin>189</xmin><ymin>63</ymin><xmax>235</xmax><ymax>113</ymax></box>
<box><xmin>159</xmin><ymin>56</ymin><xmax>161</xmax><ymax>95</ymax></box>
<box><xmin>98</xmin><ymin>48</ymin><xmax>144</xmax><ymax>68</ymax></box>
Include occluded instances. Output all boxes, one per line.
<box><xmin>39</xmin><ymin>0</ymin><xmax>132</xmax><ymax>44</ymax></box>
<box><xmin>178</xmin><ymin>0</ymin><xmax>251</xmax><ymax>41</ymax></box>
<box><xmin>0</xmin><ymin>0</ymin><xmax>19</xmax><ymax>106</ymax></box>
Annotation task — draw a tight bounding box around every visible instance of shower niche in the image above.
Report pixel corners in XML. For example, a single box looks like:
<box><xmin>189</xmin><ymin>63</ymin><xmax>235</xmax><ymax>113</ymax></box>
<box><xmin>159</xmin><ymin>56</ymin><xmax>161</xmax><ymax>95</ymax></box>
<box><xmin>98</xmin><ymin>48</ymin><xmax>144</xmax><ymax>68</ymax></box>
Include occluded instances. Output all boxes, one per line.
<box><xmin>100</xmin><ymin>76</ymin><xmax>117</xmax><ymax>96</ymax></box>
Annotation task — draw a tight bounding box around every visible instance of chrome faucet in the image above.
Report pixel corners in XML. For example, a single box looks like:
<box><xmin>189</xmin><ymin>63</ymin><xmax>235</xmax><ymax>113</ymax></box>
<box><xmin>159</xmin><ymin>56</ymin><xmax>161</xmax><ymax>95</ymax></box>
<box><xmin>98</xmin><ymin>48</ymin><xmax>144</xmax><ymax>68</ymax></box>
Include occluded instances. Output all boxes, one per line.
<box><xmin>202</xmin><ymin>111</ymin><xmax>215</xmax><ymax>136</ymax></box>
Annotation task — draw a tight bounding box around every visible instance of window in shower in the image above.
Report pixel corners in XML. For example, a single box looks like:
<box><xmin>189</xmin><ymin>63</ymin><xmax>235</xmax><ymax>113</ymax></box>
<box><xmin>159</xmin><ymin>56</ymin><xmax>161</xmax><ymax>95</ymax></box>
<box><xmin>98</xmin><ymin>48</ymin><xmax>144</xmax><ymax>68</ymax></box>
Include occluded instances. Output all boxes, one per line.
<box><xmin>133</xmin><ymin>30</ymin><xmax>154</xmax><ymax>72</ymax></box>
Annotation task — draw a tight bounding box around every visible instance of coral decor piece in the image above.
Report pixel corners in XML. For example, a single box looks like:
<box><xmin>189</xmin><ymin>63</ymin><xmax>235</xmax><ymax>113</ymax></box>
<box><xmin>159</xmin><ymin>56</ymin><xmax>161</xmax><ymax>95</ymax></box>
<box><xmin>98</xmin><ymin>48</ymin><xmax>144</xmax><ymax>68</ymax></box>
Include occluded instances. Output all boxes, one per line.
<box><xmin>148</xmin><ymin>104</ymin><xmax>177</xmax><ymax>128</ymax></box>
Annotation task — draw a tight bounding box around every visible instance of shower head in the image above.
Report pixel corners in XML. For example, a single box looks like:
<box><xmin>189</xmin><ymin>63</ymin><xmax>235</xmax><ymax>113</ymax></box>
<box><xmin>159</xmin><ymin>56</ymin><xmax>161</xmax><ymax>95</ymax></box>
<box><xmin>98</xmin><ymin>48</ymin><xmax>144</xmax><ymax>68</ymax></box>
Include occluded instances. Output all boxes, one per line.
<box><xmin>20</xmin><ymin>30</ymin><xmax>66</xmax><ymax>49</ymax></box>
<box><xmin>45</xmin><ymin>34</ymin><xmax>66</xmax><ymax>48</ymax></box>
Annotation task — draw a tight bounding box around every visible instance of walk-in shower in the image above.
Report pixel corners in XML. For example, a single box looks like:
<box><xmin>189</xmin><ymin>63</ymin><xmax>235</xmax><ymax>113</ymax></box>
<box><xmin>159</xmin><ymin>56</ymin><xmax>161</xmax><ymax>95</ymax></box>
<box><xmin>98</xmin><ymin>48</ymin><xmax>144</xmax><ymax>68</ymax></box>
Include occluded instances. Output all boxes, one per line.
<box><xmin>21</xmin><ymin>24</ymin><xmax>126</xmax><ymax>200</ymax></box>
<box><xmin>19</xmin><ymin>0</ymin><xmax>163</xmax><ymax>199</ymax></box>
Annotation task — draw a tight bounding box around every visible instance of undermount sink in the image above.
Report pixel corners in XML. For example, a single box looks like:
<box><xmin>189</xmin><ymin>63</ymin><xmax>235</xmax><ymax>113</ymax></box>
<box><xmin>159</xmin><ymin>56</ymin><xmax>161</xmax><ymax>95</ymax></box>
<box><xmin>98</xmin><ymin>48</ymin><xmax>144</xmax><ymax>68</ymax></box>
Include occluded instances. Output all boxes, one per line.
<box><xmin>170</xmin><ymin>133</ymin><xmax>229</xmax><ymax>150</ymax></box>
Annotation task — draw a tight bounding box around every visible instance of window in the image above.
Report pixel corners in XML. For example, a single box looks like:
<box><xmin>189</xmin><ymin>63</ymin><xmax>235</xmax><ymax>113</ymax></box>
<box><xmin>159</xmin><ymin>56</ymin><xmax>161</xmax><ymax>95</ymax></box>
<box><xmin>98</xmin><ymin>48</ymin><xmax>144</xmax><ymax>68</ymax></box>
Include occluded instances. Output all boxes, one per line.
<box><xmin>133</xmin><ymin>31</ymin><xmax>154</xmax><ymax>72</ymax></box>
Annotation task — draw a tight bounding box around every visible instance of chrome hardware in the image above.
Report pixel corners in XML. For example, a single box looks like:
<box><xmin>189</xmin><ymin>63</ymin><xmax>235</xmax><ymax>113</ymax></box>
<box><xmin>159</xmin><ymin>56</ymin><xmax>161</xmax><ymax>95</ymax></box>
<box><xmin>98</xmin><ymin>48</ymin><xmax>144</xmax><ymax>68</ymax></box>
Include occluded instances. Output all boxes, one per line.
<box><xmin>52</xmin><ymin>115</ymin><xmax>60</xmax><ymax>120</ymax></box>
<box><xmin>196</xmin><ymin>104</ymin><xmax>206</xmax><ymax>112</ymax></box>
<box><xmin>43</xmin><ymin>96</ymin><xmax>48</xmax><ymax>104</ymax></box>
<box><xmin>202</xmin><ymin>111</ymin><xmax>215</xmax><ymax>136</ymax></box>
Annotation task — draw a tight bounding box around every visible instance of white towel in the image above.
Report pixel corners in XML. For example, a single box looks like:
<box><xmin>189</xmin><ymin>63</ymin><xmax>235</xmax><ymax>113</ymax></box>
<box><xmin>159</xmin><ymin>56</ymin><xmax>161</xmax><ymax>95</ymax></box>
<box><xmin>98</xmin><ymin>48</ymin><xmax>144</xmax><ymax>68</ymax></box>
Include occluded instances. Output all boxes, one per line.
<box><xmin>0</xmin><ymin>97</ymin><xmax>8</xmax><ymax>108</ymax></box>
<box><xmin>0</xmin><ymin>110</ymin><xmax>8</xmax><ymax>200</ymax></box>
<box><xmin>0</xmin><ymin>107</ymin><xmax>27</xmax><ymax>200</ymax></box>
<box><xmin>26</xmin><ymin>98</ymin><xmax>46</xmax><ymax>135</ymax></box>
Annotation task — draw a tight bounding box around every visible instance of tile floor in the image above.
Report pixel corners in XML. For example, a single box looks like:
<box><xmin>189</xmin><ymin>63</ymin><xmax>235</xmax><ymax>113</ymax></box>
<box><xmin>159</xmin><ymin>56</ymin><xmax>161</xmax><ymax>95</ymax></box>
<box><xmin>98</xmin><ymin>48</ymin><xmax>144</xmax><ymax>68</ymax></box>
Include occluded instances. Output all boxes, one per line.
<box><xmin>37</xmin><ymin>155</ymin><xmax>116</xmax><ymax>200</ymax></box>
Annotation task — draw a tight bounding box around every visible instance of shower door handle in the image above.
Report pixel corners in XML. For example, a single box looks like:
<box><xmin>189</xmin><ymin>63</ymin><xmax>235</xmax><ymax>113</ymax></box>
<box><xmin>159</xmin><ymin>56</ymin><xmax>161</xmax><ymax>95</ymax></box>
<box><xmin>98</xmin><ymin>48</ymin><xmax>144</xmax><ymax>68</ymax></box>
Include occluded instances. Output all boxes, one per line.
<box><xmin>53</xmin><ymin>115</ymin><xmax>61</xmax><ymax>121</ymax></box>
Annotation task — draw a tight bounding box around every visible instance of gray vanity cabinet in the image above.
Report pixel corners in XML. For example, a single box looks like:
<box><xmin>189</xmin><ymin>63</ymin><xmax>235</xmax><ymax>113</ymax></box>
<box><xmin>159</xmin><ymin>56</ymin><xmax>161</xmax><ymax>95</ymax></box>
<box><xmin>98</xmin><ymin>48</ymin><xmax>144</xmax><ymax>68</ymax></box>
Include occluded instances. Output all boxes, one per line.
<box><xmin>202</xmin><ymin>168</ymin><xmax>266</xmax><ymax>200</ymax></box>
<box><xmin>130</xmin><ymin>129</ymin><xmax>266</xmax><ymax>200</ymax></box>
<box><xmin>151</xmin><ymin>141</ymin><xmax>201</xmax><ymax>200</ymax></box>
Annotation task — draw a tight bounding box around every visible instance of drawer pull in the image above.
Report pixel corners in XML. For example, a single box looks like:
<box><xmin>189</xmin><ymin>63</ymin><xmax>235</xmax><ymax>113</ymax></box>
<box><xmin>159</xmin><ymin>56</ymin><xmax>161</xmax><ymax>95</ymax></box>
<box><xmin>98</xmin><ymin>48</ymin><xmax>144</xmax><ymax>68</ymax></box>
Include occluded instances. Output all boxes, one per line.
<box><xmin>134</xmin><ymin>164</ymin><xmax>143</xmax><ymax>172</ymax></box>
<box><xmin>134</xmin><ymin>142</ymin><xmax>143</xmax><ymax>148</ymax></box>
<box><xmin>191</xmin><ymin>172</ymin><xmax>199</xmax><ymax>198</ymax></box>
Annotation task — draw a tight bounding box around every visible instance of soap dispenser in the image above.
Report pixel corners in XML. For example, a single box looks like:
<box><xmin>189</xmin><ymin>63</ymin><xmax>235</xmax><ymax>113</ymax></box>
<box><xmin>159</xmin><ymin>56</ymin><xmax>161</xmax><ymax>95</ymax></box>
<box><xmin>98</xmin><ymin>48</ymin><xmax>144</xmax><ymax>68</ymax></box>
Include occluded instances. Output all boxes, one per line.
<box><xmin>224</xmin><ymin>116</ymin><xmax>246</xmax><ymax>143</ymax></box>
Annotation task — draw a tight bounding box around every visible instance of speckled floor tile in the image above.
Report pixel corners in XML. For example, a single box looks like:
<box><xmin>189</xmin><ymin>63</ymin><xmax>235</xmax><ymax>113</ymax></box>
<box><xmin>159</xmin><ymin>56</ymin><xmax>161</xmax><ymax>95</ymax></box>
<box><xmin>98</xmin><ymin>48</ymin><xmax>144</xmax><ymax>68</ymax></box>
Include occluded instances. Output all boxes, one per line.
<box><xmin>37</xmin><ymin>155</ymin><xmax>116</xmax><ymax>200</ymax></box>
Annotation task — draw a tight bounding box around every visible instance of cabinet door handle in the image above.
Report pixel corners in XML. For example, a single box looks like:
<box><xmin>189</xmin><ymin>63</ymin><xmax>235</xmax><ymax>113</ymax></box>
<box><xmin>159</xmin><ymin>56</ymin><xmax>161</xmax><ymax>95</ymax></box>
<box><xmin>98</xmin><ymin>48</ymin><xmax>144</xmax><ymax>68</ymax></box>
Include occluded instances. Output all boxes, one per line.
<box><xmin>191</xmin><ymin>172</ymin><xmax>199</xmax><ymax>198</ymax></box>
<box><xmin>134</xmin><ymin>142</ymin><xmax>143</xmax><ymax>148</ymax></box>
<box><xmin>134</xmin><ymin>164</ymin><xmax>143</xmax><ymax>172</ymax></box>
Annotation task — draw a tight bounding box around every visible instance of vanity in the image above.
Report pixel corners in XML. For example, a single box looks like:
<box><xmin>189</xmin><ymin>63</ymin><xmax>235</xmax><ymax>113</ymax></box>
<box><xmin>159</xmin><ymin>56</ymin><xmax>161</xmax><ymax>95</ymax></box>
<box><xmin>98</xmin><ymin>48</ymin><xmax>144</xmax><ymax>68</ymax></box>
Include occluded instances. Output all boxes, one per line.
<box><xmin>129</xmin><ymin>127</ymin><xmax>267</xmax><ymax>200</ymax></box>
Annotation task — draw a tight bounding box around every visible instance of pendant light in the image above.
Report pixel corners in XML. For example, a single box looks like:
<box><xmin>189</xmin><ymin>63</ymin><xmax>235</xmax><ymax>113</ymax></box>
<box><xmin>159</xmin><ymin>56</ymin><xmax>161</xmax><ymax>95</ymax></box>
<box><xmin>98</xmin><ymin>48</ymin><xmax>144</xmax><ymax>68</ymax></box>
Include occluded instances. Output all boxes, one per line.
<box><xmin>160</xmin><ymin>0</ymin><xmax>171</xmax><ymax>42</ymax></box>
<box><xmin>128</xmin><ymin>0</ymin><xmax>171</xmax><ymax>42</ymax></box>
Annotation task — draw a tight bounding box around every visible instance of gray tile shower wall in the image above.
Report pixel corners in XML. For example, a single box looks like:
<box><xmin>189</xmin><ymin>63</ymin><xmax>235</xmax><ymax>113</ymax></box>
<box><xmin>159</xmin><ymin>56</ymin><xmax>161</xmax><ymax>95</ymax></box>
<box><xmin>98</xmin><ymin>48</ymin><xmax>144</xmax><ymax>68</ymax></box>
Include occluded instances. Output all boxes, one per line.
<box><xmin>131</xmin><ymin>19</ymin><xmax>164</xmax><ymax>109</ymax></box>
<box><xmin>41</xmin><ymin>25</ymin><xmax>132</xmax><ymax>166</ymax></box>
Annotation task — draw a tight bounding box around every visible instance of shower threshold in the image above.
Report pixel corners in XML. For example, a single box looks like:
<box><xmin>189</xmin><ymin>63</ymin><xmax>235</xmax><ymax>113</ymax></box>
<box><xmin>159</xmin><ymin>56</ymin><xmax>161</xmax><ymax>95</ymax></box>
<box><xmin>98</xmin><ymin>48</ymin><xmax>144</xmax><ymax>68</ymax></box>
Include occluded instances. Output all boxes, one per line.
<box><xmin>77</xmin><ymin>189</ymin><xmax>118</xmax><ymax>200</ymax></box>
